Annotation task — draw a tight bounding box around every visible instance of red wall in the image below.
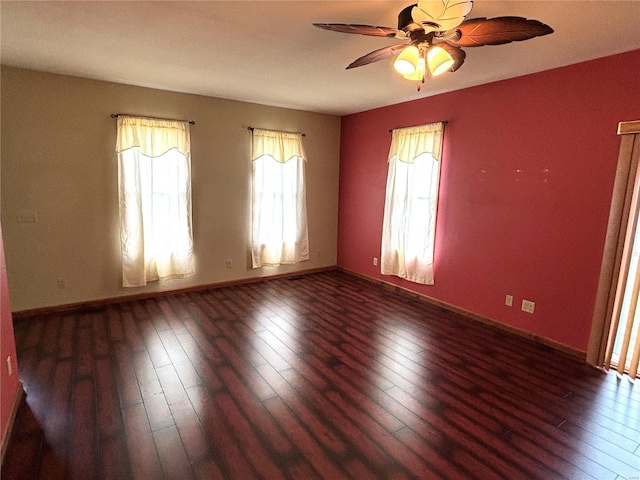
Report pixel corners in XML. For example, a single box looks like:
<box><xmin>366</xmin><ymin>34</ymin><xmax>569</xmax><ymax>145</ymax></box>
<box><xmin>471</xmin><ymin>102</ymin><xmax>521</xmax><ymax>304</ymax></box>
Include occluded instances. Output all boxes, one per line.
<box><xmin>338</xmin><ymin>49</ymin><xmax>640</xmax><ymax>352</ymax></box>
<box><xmin>1</xmin><ymin>223</ymin><xmax>19</xmax><ymax>449</ymax></box>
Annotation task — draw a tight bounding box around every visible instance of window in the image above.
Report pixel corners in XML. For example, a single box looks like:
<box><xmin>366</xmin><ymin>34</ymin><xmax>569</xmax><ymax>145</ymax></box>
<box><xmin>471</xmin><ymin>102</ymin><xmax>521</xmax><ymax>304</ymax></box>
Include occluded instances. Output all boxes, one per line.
<box><xmin>381</xmin><ymin>122</ymin><xmax>445</xmax><ymax>285</ymax></box>
<box><xmin>116</xmin><ymin>115</ymin><xmax>194</xmax><ymax>287</ymax></box>
<box><xmin>251</xmin><ymin>128</ymin><xmax>308</xmax><ymax>267</ymax></box>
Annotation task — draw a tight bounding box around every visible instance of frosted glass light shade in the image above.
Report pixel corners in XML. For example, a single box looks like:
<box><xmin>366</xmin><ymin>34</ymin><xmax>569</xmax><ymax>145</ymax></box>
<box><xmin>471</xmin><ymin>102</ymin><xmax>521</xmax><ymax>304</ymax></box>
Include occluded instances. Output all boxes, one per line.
<box><xmin>427</xmin><ymin>46</ymin><xmax>454</xmax><ymax>76</ymax></box>
<box><xmin>394</xmin><ymin>46</ymin><xmax>420</xmax><ymax>76</ymax></box>
<box><xmin>403</xmin><ymin>57</ymin><xmax>425</xmax><ymax>81</ymax></box>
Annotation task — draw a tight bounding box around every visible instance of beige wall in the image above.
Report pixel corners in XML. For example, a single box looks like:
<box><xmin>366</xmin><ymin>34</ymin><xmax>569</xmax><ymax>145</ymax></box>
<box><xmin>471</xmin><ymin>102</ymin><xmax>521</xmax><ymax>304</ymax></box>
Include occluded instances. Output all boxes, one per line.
<box><xmin>0</xmin><ymin>67</ymin><xmax>341</xmax><ymax>311</ymax></box>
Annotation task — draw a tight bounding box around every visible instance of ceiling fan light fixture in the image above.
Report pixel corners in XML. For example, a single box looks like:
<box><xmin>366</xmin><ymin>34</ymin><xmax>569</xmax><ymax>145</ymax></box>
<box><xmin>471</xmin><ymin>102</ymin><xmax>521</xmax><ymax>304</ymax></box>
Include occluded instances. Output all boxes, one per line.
<box><xmin>314</xmin><ymin>0</ymin><xmax>553</xmax><ymax>91</ymax></box>
<box><xmin>427</xmin><ymin>46</ymin><xmax>455</xmax><ymax>76</ymax></box>
<box><xmin>393</xmin><ymin>45</ymin><xmax>420</xmax><ymax>76</ymax></box>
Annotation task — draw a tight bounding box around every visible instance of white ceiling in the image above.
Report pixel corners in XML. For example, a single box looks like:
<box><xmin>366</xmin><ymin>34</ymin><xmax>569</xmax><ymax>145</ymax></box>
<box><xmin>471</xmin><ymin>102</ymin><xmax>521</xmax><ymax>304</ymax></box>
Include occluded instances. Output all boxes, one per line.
<box><xmin>1</xmin><ymin>1</ymin><xmax>639</xmax><ymax>116</ymax></box>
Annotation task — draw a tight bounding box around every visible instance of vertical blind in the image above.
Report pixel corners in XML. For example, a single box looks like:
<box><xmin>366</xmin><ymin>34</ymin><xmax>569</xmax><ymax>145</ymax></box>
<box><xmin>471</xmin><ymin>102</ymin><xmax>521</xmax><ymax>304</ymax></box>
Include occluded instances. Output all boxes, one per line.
<box><xmin>604</xmin><ymin>164</ymin><xmax>640</xmax><ymax>378</ymax></box>
<box><xmin>588</xmin><ymin>120</ymin><xmax>640</xmax><ymax>379</ymax></box>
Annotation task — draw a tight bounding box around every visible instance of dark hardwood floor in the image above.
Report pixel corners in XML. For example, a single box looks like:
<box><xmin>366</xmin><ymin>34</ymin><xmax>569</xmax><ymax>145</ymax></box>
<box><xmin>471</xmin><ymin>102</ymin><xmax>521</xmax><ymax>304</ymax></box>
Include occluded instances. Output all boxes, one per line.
<box><xmin>2</xmin><ymin>270</ymin><xmax>640</xmax><ymax>479</ymax></box>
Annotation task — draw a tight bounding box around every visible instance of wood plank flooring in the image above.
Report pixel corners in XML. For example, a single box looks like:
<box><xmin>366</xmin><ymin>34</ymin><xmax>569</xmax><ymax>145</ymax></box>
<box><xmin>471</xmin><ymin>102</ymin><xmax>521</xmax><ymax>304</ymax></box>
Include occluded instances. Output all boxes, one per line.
<box><xmin>2</xmin><ymin>270</ymin><xmax>640</xmax><ymax>479</ymax></box>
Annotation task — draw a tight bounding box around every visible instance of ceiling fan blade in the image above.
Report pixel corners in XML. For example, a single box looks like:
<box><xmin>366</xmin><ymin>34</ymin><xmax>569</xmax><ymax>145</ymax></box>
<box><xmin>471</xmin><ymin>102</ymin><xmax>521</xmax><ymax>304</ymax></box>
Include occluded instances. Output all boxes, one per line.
<box><xmin>439</xmin><ymin>43</ymin><xmax>466</xmax><ymax>72</ymax></box>
<box><xmin>313</xmin><ymin>23</ymin><xmax>406</xmax><ymax>39</ymax></box>
<box><xmin>347</xmin><ymin>44</ymin><xmax>407</xmax><ymax>69</ymax></box>
<box><xmin>444</xmin><ymin>16</ymin><xmax>553</xmax><ymax>47</ymax></box>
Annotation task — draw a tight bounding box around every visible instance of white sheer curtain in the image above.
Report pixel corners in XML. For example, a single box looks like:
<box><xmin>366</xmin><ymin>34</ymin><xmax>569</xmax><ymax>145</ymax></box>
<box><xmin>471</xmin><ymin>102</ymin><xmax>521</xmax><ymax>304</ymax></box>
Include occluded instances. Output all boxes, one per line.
<box><xmin>117</xmin><ymin>115</ymin><xmax>194</xmax><ymax>287</ymax></box>
<box><xmin>251</xmin><ymin>128</ymin><xmax>309</xmax><ymax>268</ymax></box>
<box><xmin>381</xmin><ymin>122</ymin><xmax>444</xmax><ymax>285</ymax></box>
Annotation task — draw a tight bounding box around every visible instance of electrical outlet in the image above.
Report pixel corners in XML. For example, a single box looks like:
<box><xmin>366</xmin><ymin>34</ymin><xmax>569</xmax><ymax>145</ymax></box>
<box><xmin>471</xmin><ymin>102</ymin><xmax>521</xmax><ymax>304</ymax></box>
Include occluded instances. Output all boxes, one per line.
<box><xmin>57</xmin><ymin>277</ymin><xmax>67</xmax><ymax>289</ymax></box>
<box><xmin>522</xmin><ymin>299</ymin><xmax>535</xmax><ymax>314</ymax></box>
<box><xmin>7</xmin><ymin>356</ymin><xmax>13</xmax><ymax>376</ymax></box>
<box><xmin>225</xmin><ymin>259</ymin><xmax>232</xmax><ymax>269</ymax></box>
<box><xmin>373</xmin><ymin>257</ymin><xmax>378</xmax><ymax>266</ymax></box>
<box><xmin>505</xmin><ymin>294</ymin><xmax>513</xmax><ymax>307</ymax></box>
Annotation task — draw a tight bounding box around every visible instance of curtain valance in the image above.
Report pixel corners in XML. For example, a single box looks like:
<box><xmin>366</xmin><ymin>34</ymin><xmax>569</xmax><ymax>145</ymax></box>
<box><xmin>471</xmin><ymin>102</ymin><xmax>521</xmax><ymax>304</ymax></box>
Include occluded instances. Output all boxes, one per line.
<box><xmin>116</xmin><ymin>115</ymin><xmax>191</xmax><ymax>157</ymax></box>
<box><xmin>389</xmin><ymin>122</ymin><xmax>444</xmax><ymax>164</ymax></box>
<box><xmin>252</xmin><ymin>128</ymin><xmax>306</xmax><ymax>164</ymax></box>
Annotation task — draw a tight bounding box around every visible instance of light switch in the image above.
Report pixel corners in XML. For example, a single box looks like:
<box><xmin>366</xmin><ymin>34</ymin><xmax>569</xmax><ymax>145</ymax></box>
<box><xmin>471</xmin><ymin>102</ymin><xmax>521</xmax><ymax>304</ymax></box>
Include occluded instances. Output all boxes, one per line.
<box><xmin>17</xmin><ymin>210</ymin><xmax>38</xmax><ymax>223</ymax></box>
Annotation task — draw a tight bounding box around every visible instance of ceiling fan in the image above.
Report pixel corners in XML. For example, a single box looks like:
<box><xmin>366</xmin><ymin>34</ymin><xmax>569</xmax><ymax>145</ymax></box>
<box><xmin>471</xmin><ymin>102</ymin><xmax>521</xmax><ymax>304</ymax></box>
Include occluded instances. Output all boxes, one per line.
<box><xmin>314</xmin><ymin>0</ymin><xmax>553</xmax><ymax>90</ymax></box>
